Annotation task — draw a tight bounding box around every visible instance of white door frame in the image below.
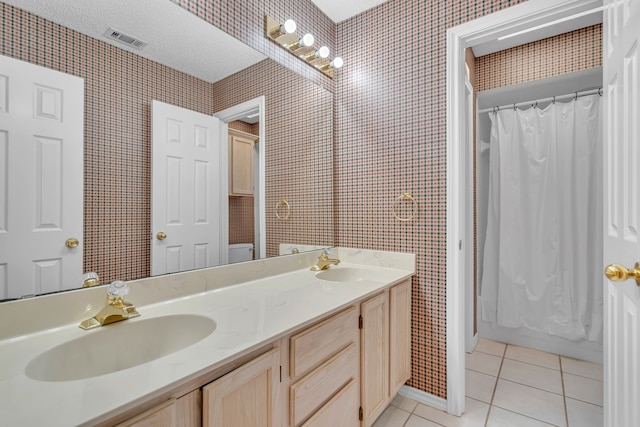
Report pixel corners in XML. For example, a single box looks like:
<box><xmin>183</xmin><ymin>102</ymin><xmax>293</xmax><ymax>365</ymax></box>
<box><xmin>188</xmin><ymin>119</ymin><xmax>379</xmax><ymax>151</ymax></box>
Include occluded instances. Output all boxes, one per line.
<box><xmin>445</xmin><ymin>0</ymin><xmax>602</xmax><ymax>416</ymax></box>
<box><xmin>463</xmin><ymin>77</ymin><xmax>477</xmax><ymax>354</ymax></box>
<box><xmin>214</xmin><ymin>96</ymin><xmax>266</xmax><ymax>263</ymax></box>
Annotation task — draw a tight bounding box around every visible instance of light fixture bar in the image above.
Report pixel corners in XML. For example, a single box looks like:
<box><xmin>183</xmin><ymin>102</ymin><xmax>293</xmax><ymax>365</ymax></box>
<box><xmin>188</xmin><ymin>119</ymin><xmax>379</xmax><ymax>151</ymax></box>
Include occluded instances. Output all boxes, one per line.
<box><xmin>265</xmin><ymin>15</ymin><xmax>340</xmax><ymax>79</ymax></box>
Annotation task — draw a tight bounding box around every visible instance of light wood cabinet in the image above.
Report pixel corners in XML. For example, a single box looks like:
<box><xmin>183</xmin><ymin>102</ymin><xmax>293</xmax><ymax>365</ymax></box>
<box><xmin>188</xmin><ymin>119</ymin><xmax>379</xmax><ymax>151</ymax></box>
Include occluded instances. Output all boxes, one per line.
<box><xmin>175</xmin><ymin>389</ymin><xmax>202</xmax><ymax>427</ymax></box>
<box><xmin>115</xmin><ymin>279</ymin><xmax>412</xmax><ymax>427</ymax></box>
<box><xmin>116</xmin><ymin>399</ymin><xmax>176</xmax><ymax>427</ymax></box>
<box><xmin>301</xmin><ymin>378</ymin><xmax>359</xmax><ymax>427</ymax></box>
<box><xmin>360</xmin><ymin>292</ymin><xmax>389</xmax><ymax>426</ymax></box>
<box><xmin>203</xmin><ymin>348</ymin><xmax>281</xmax><ymax>427</ymax></box>
<box><xmin>390</xmin><ymin>280</ymin><xmax>412</xmax><ymax>396</ymax></box>
<box><xmin>361</xmin><ymin>279</ymin><xmax>412</xmax><ymax>427</ymax></box>
<box><xmin>116</xmin><ymin>389</ymin><xmax>200</xmax><ymax>427</ymax></box>
<box><xmin>288</xmin><ymin>306</ymin><xmax>360</xmax><ymax>427</ymax></box>
<box><xmin>228</xmin><ymin>129</ymin><xmax>257</xmax><ymax>196</ymax></box>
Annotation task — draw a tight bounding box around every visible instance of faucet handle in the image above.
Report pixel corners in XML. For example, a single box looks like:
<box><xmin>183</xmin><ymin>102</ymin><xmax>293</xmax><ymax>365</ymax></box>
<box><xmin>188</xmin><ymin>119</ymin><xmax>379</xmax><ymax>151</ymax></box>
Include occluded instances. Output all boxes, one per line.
<box><xmin>107</xmin><ymin>281</ymin><xmax>129</xmax><ymax>297</ymax></box>
<box><xmin>81</xmin><ymin>272</ymin><xmax>100</xmax><ymax>288</ymax></box>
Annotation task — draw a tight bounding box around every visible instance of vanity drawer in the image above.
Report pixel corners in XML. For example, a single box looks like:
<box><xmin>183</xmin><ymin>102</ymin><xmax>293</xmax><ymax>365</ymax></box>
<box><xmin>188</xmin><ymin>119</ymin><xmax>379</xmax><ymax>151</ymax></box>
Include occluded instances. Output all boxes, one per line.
<box><xmin>290</xmin><ymin>342</ymin><xmax>358</xmax><ymax>426</ymax></box>
<box><xmin>290</xmin><ymin>306</ymin><xmax>358</xmax><ymax>378</ymax></box>
<box><xmin>301</xmin><ymin>379</ymin><xmax>359</xmax><ymax>427</ymax></box>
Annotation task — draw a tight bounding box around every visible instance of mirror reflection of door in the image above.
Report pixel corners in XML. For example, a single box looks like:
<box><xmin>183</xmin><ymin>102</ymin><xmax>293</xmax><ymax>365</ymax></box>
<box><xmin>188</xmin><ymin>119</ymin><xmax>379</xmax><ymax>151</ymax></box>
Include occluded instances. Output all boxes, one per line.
<box><xmin>0</xmin><ymin>54</ymin><xmax>84</xmax><ymax>299</ymax></box>
<box><xmin>151</xmin><ymin>100</ymin><xmax>222</xmax><ymax>276</ymax></box>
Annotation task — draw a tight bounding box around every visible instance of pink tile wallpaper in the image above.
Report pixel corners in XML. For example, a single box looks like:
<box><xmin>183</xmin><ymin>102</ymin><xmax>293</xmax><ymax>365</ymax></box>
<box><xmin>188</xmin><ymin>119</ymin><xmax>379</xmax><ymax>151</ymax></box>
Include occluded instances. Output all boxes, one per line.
<box><xmin>0</xmin><ymin>2</ymin><xmax>217</xmax><ymax>284</ymax></box>
<box><xmin>476</xmin><ymin>24</ymin><xmax>602</xmax><ymax>91</ymax></box>
<box><xmin>4</xmin><ymin>0</ymin><xmax>603</xmax><ymax>402</ymax></box>
<box><xmin>335</xmin><ymin>0</ymin><xmax>530</xmax><ymax>398</ymax></box>
<box><xmin>212</xmin><ymin>59</ymin><xmax>334</xmax><ymax>257</ymax></box>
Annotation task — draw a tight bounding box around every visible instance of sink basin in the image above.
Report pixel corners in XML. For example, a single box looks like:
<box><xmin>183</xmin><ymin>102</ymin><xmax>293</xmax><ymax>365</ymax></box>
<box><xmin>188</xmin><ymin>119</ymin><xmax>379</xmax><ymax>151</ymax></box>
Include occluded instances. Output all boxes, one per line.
<box><xmin>315</xmin><ymin>267</ymin><xmax>384</xmax><ymax>283</ymax></box>
<box><xmin>25</xmin><ymin>314</ymin><xmax>216</xmax><ymax>382</ymax></box>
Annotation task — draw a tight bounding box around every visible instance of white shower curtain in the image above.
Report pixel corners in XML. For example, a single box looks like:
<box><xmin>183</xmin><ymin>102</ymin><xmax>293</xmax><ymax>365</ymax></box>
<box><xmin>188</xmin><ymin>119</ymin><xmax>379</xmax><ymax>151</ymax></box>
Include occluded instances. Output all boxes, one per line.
<box><xmin>479</xmin><ymin>94</ymin><xmax>603</xmax><ymax>341</ymax></box>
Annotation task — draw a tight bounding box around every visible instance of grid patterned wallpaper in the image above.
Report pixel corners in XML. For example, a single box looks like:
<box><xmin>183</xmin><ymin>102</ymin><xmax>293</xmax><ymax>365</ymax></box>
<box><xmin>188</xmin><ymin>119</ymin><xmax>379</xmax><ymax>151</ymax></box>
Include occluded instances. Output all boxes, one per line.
<box><xmin>0</xmin><ymin>2</ymin><xmax>217</xmax><ymax>284</ymax></box>
<box><xmin>6</xmin><ymin>0</ymin><xmax>598</xmax><ymax>401</ymax></box>
<box><xmin>170</xmin><ymin>0</ymin><xmax>336</xmax><ymax>92</ymax></box>
<box><xmin>229</xmin><ymin>197</ymin><xmax>255</xmax><ymax>245</ymax></box>
<box><xmin>335</xmin><ymin>0</ymin><xmax>529</xmax><ymax>398</ymax></box>
<box><xmin>475</xmin><ymin>24</ymin><xmax>602</xmax><ymax>91</ymax></box>
<box><xmin>212</xmin><ymin>59</ymin><xmax>334</xmax><ymax>257</ymax></box>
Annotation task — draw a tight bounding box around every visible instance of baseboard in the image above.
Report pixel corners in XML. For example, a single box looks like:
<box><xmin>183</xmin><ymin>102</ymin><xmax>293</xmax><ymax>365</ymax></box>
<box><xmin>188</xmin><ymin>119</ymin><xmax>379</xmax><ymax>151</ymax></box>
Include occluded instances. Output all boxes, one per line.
<box><xmin>466</xmin><ymin>332</ymin><xmax>479</xmax><ymax>353</ymax></box>
<box><xmin>398</xmin><ymin>385</ymin><xmax>447</xmax><ymax>411</ymax></box>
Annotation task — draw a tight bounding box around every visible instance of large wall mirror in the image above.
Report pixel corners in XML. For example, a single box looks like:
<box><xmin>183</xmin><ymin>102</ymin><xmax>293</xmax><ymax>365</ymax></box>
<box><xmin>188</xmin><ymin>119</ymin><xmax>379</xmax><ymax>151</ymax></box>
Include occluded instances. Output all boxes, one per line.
<box><xmin>0</xmin><ymin>0</ymin><xmax>334</xmax><ymax>300</ymax></box>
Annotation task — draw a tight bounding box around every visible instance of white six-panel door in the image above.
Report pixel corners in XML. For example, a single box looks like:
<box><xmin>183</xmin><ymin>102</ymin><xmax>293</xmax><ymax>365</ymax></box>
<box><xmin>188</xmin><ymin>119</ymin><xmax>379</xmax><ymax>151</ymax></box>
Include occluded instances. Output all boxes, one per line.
<box><xmin>151</xmin><ymin>100</ymin><xmax>221</xmax><ymax>276</ymax></box>
<box><xmin>603</xmin><ymin>0</ymin><xmax>640</xmax><ymax>426</ymax></box>
<box><xmin>0</xmin><ymin>55</ymin><xmax>84</xmax><ymax>299</ymax></box>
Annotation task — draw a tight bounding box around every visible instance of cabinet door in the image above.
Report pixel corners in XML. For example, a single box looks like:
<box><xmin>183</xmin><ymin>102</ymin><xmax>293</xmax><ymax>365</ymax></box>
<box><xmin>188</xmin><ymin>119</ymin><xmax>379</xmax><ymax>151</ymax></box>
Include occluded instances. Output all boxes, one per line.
<box><xmin>229</xmin><ymin>134</ymin><xmax>255</xmax><ymax>196</ymax></box>
<box><xmin>176</xmin><ymin>389</ymin><xmax>202</xmax><ymax>427</ymax></box>
<box><xmin>360</xmin><ymin>292</ymin><xmax>389</xmax><ymax>426</ymax></box>
<box><xmin>389</xmin><ymin>280</ymin><xmax>412</xmax><ymax>396</ymax></box>
<box><xmin>117</xmin><ymin>400</ymin><xmax>176</xmax><ymax>427</ymax></box>
<box><xmin>301</xmin><ymin>379</ymin><xmax>359</xmax><ymax>427</ymax></box>
<box><xmin>203</xmin><ymin>348</ymin><xmax>281</xmax><ymax>427</ymax></box>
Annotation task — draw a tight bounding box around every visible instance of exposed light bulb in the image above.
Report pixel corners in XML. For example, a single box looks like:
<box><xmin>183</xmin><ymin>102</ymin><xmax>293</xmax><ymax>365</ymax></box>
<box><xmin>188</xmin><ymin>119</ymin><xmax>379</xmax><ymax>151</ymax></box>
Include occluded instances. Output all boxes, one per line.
<box><xmin>300</xmin><ymin>33</ymin><xmax>315</xmax><ymax>47</ymax></box>
<box><xmin>317</xmin><ymin>46</ymin><xmax>330</xmax><ymax>59</ymax></box>
<box><xmin>330</xmin><ymin>57</ymin><xmax>344</xmax><ymax>69</ymax></box>
<box><xmin>282</xmin><ymin>19</ymin><xmax>297</xmax><ymax>34</ymax></box>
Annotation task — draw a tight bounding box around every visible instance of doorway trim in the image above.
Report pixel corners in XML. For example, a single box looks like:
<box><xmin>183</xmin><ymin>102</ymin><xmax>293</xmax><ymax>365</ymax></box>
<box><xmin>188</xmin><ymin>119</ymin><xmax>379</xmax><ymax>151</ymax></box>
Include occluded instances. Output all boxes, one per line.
<box><xmin>445</xmin><ymin>0</ymin><xmax>602</xmax><ymax>416</ymax></box>
<box><xmin>215</xmin><ymin>96</ymin><xmax>266</xmax><ymax>264</ymax></box>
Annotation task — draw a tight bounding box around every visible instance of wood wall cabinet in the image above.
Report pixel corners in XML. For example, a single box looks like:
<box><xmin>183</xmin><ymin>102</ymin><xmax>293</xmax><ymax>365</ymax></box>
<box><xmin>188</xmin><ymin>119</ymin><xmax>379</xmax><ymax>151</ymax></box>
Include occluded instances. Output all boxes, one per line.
<box><xmin>228</xmin><ymin>129</ymin><xmax>257</xmax><ymax>196</ymax></box>
<box><xmin>203</xmin><ymin>348</ymin><xmax>281</xmax><ymax>427</ymax></box>
<box><xmin>361</xmin><ymin>279</ymin><xmax>412</xmax><ymax>427</ymax></box>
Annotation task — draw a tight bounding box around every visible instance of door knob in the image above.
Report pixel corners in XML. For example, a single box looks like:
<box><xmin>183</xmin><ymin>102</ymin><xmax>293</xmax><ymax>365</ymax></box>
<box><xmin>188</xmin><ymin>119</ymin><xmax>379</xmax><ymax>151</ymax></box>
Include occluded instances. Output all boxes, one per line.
<box><xmin>156</xmin><ymin>232</ymin><xmax>167</xmax><ymax>240</ymax></box>
<box><xmin>65</xmin><ymin>237</ymin><xmax>79</xmax><ymax>249</ymax></box>
<box><xmin>604</xmin><ymin>263</ymin><xmax>640</xmax><ymax>286</ymax></box>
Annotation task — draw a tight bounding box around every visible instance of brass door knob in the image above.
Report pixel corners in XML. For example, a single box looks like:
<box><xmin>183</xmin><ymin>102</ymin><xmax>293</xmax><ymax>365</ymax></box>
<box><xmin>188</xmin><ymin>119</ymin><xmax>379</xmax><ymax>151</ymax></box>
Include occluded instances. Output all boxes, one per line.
<box><xmin>156</xmin><ymin>232</ymin><xmax>167</xmax><ymax>240</ymax></box>
<box><xmin>604</xmin><ymin>262</ymin><xmax>640</xmax><ymax>286</ymax></box>
<box><xmin>65</xmin><ymin>238</ymin><xmax>79</xmax><ymax>249</ymax></box>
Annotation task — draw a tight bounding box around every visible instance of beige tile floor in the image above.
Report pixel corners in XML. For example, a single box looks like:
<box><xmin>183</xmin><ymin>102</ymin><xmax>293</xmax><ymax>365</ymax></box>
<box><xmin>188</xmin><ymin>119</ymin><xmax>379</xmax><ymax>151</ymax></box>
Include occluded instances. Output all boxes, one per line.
<box><xmin>373</xmin><ymin>338</ymin><xmax>603</xmax><ymax>427</ymax></box>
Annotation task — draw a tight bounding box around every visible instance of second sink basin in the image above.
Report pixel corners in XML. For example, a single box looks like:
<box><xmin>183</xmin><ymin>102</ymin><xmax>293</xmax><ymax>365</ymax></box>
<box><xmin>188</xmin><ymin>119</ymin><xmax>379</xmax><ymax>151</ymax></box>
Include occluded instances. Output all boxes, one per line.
<box><xmin>315</xmin><ymin>267</ymin><xmax>385</xmax><ymax>283</ymax></box>
<box><xmin>25</xmin><ymin>314</ymin><xmax>216</xmax><ymax>382</ymax></box>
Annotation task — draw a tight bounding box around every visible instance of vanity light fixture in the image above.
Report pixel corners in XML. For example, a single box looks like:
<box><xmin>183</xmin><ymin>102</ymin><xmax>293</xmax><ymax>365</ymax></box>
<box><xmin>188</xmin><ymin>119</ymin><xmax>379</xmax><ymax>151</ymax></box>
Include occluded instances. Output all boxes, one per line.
<box><xmin>288</xmin><ymin>33</ymin><xmax>315</xmax><ymax>51</ymax></box>
<box><xmin>330</xmin><ymin>57</ymin><xmax>344</xmax><ymax>69</ymax></box>
<box><xmin>265</xmin><ymin>16</ymin><xmax>343</xmax><ymax>78</ymax></box>
<box><xmin>269</xmin><ymin>18</ymin><xmax>297</xmax><ymax>39</ymax></box>
<box><xmin>316</xmin><ymin>46</ymin><xmax>330</xmax><ymax>58</ymax></box>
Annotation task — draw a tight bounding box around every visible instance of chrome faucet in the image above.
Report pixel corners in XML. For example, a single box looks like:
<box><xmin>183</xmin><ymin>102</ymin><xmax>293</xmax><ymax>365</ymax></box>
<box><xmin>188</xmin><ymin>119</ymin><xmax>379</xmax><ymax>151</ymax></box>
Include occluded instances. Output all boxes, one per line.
<box><xmin>310</xmin><ymin>248</ymin><xmax>340</xmax><ymax>271</ymax></box>
<box><xmin>79</xmin><ymin>281</ymin><xmax>140</xmax><ymax>330</ymax></box>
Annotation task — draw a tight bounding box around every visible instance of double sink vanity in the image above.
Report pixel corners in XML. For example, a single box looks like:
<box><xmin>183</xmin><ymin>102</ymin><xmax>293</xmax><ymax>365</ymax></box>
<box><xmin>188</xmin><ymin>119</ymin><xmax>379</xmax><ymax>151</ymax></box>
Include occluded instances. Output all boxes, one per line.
<box><xmin>0</xmin><ymin>247</ymin><xmax>415</xmax><ymax>426</ymax></box>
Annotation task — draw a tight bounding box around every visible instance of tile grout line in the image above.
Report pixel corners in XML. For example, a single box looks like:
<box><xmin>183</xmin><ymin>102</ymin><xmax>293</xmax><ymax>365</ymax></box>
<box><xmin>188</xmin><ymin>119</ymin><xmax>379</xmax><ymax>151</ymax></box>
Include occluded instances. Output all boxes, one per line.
<box><xmin>497</xmin><ymin>377</ymin><xmax>564</xmax><ymax>397</ymax></box>
<box><xmin>483</xmin><ymin>344</ymin><xmax>507</xmax><ymax>427</ymax></box>
<box><xmin>560</xmin><ymin>357</ymin><xmax>570</xmax><ymax>427</ymax></box>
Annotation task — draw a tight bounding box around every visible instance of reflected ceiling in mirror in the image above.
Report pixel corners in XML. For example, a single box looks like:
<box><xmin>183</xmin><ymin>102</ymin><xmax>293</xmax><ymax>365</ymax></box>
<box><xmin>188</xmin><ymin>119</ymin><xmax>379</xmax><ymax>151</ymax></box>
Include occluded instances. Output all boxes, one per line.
<box><xmin>2</xmin><ymin>0</ymin><xmax>266</xmax><ymax>83</ymax></box>
<box><xmin>0</xmin><ymin>0</ymin><xmax>334</xmax><ymax>300</ymax></box>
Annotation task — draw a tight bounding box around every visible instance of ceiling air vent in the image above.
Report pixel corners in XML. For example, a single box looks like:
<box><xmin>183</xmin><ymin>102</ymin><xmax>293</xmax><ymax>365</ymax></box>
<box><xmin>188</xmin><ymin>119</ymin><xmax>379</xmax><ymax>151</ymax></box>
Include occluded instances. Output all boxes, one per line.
<box><xmin>104</xmin><ymin>28</ymin><xmax>148</xmax><ymax>50</ymax></box>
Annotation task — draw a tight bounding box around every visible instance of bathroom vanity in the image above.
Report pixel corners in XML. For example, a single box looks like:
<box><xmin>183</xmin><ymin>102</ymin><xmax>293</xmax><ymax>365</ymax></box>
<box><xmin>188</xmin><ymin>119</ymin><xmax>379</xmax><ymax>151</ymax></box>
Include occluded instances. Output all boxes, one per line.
<box><xmin>0</xmin><ymin>248</ymin><xmax>414</xmax><ymax>426</ymax></box>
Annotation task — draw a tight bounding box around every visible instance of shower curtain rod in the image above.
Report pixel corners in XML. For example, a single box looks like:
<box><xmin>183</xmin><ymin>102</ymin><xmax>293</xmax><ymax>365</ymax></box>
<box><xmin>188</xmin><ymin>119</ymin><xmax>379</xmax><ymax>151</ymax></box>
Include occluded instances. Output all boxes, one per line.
<box><xmin>477</xmin><ymin>87</ymin><xmax>603</xmax><ymax>114</ymax></box>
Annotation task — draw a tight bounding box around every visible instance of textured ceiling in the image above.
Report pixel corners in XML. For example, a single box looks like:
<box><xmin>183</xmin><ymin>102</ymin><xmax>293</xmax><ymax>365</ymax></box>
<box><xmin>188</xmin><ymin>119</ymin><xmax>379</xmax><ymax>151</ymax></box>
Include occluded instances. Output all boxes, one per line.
<box><xmin>310</xmin><ymin>0</ymin><xmax>391</xmax><ymax>23</ymax></box>
<box><xmin>3</xmin><ymin>0</ymin><xmax>266</xmax><ymax>83</ymax></box>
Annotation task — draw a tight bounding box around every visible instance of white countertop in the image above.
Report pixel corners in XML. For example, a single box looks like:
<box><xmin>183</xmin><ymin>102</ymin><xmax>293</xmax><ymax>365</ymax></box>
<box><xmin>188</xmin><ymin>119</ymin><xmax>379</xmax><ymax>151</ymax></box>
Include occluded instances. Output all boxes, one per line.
<box><xmin>0</xmin><ymin>249</ymin><xmax>414</xmax><ymax>426</ymax></box>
